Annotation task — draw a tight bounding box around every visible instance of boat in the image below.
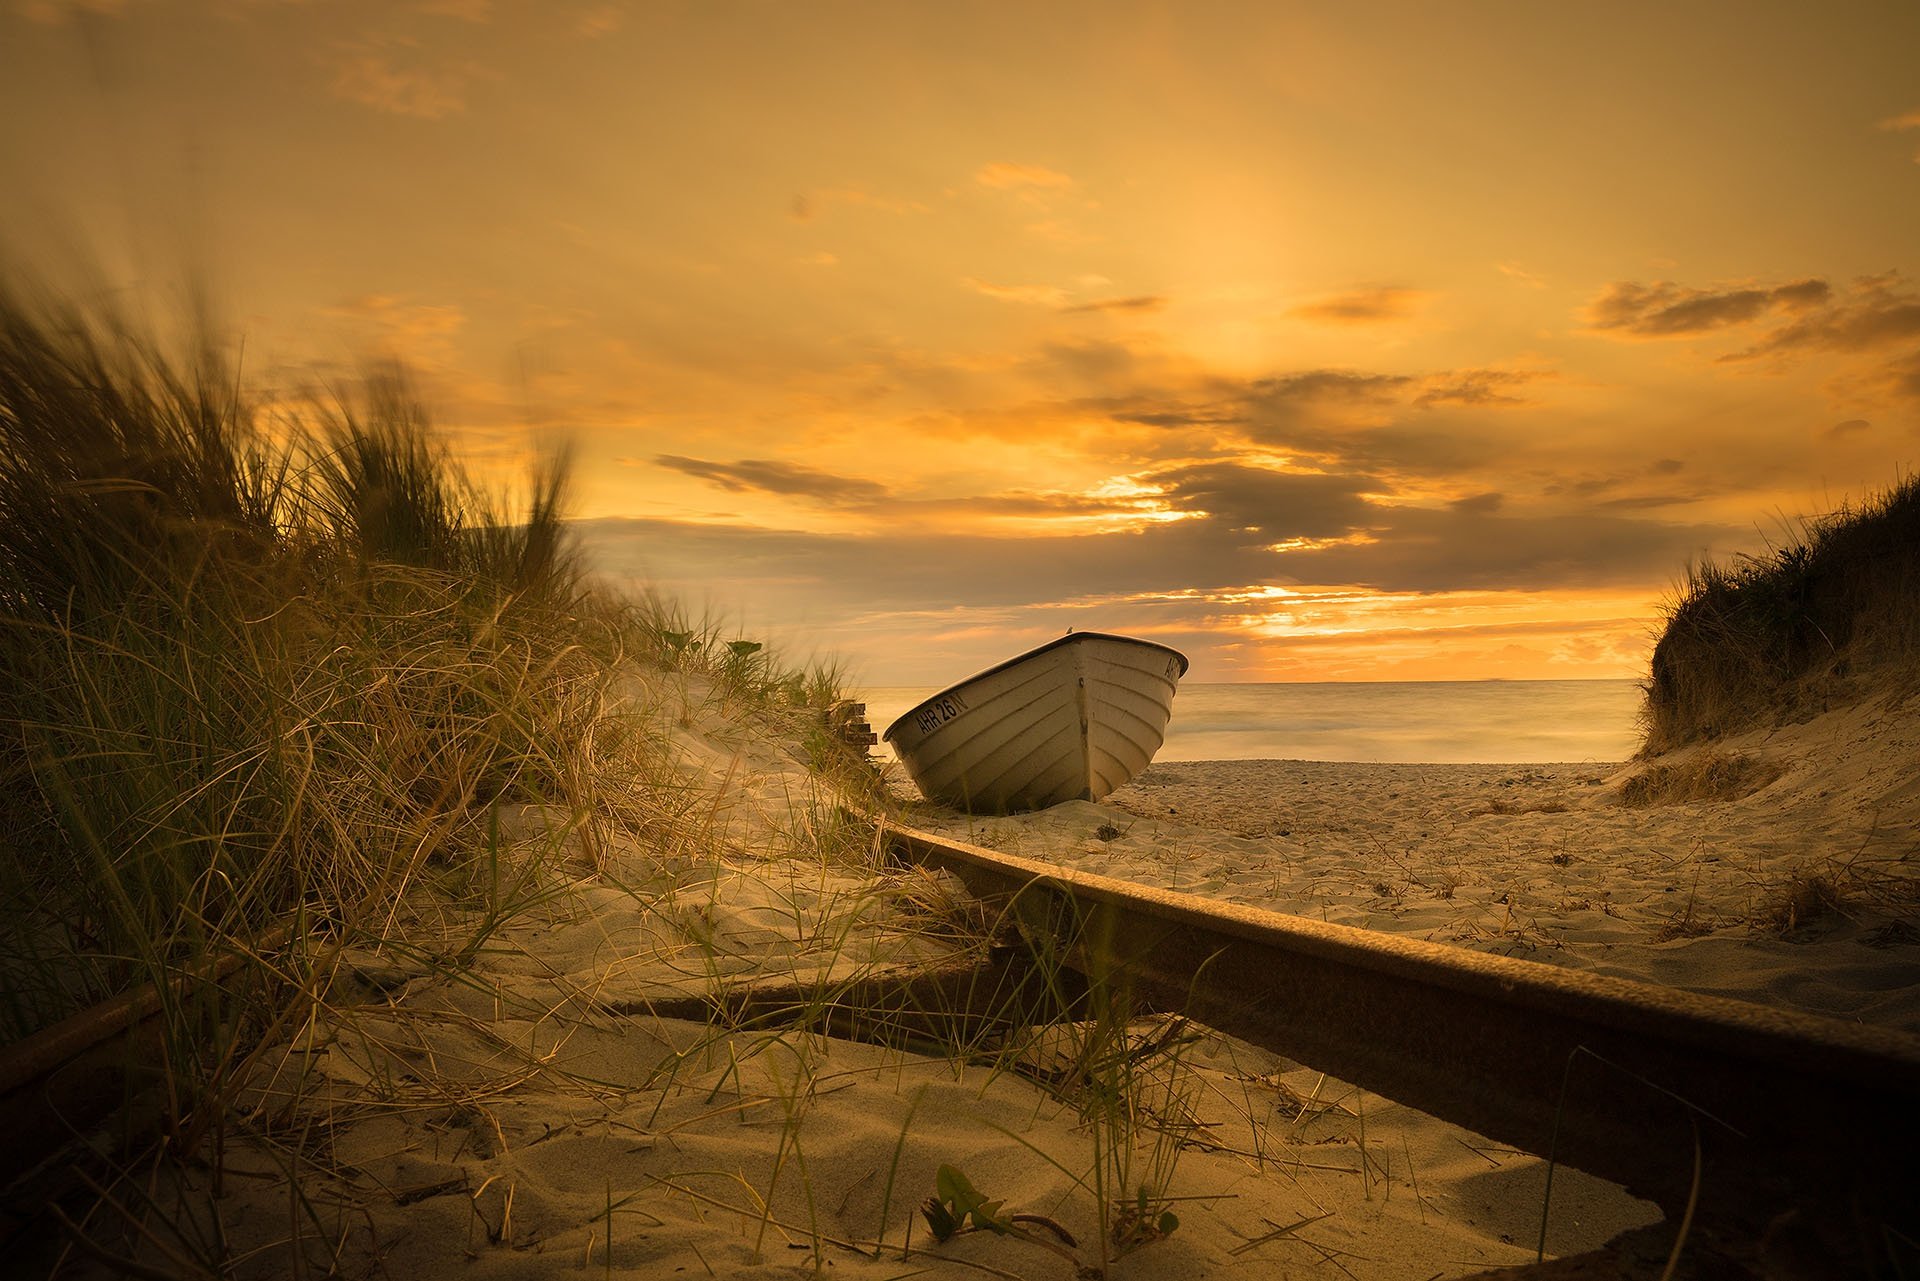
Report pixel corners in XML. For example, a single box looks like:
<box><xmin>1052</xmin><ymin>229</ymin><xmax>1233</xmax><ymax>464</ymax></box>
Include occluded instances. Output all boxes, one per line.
<box><xmin>884</xmin><ymin>631</ymin><xmax>1188</xmax><ymax>812</ymax></box>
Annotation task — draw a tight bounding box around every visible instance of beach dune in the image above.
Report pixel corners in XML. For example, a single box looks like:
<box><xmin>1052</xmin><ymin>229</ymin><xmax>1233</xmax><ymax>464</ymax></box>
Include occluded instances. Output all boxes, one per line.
<box><xmin>46</xmin><ymin>673</ymin><xmax>1917</xmax><ymax>1279</ymax></box>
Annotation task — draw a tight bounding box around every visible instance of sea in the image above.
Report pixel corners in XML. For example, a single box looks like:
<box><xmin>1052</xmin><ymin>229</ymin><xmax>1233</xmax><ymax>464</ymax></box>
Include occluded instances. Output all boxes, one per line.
<box><xmin>857</xmin><ymin>679</ymin><xmax>1644</xmax><ymax>765</ymax></box>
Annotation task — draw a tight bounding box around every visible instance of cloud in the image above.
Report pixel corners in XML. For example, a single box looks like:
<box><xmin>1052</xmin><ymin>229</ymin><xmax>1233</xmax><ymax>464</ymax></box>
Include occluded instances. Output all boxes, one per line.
<box><xmin>576</xmin><ymin>495</ymin><xmax>1738</xmax><ymax>625</ymax></box>
<box><xmin>1060</xmin><ymin>295</ymin><xmax>1166</xmax><ymax>315</ymax></box>
<box><xmin>1147</xmin><ymin>461</ymin><xmax>1381</xmax><ymax>537</ymax></box>
<box><xmin>1585</xmin><ymin>278</ymin><xmax>1831</xmax><ymax>337</ymax></box>
<box><xmin>974</xmin><ymin>162</ymin><xmax>1075</xmax><ymax>192</ymax></box>
<box><xmin>1414</xmin><ymin>368</ymin><xmax>1543</xmax><ymax>409</ymax></box>
<box><xmin>1288</xmin><ymin>287</ymin><xmax>1427</xmax><ymax>326</ymax></box>
<box><xmin>1234</xmin><ymin>371</ymin><xmax>1412</xmax><ymax>444</ymax></box>
<box><xmin>792</xmin><ymin>186</ymin><xmax>929</xmax><ymax>220</ymax></box>
<box><xmin>964</xmin><ymin>278</ymin><xmax>1070</xmax><ymax>307</ymax></box>
<box><xmin>329</xmin><ymin>41</ymin><xmax>488</xmax><ymax>119</ymax></box>
<box><xmin>1580</xmin><ymin>273</ymin><xmax>1920</xmax><ymax>402</ymax></box>
<box><xmin>1105</xmin><ymin>400</ymin><xmax>1247</xmax><ymax>430</ymax></box>
<box><xmin>1496</xmin><ymin>262</ymin><xmax>1547</xmax><ymax>289</ymax></box>
<box><xmin>653</xmin><ymin>455</ymin><xmax>891</xmax><ymax>506</ymax></box>
<box><xmin>1721</xmin><ymin>272</ymin><xmax>1920</xmax><ymax>359</ymax></box>
<box><xmin>1250</xmin><ymin>370</ymin><xmax>1412</xmax><ymax>404</ymax></box>
<box><xmin>1878</xmin><ymin>108</ymin><xmax>1920</xmax><ymax>131</ymax></box>
<box><xmin>1450</xmin><ymin>492</ymin><xmax>1503</xmax><ymax>514</ymax></box>
<box><xmin>654</xmin><ymin>452</ymin><xmax>1199</xmax><ymax>528</ymax></box>
<box><xmin>1826</xmin><ymin>418</ymin><xmax>1872</xmax><ymax>439</ymax></box>
<box><xmin>1097</xmin><ymin>367</ymin><xmax>1522</xmax><ymax>468</ymax></box>
<box><xmin>957</xmin><ymin>289</ymin><xmax>1164</xmax><ymax>316</ymax></box>
<box><xmin>1282</xmin><ymin>506</ymin><xmax>1740</xmax><ymax>592</ymax></box>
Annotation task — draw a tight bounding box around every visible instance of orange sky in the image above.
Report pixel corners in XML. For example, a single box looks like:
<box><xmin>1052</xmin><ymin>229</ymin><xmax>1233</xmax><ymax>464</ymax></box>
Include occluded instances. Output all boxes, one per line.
<box><xmin>4</xmin><ymin>1</ymin><xmax>1918</xmax><ymax>684</ymax></box>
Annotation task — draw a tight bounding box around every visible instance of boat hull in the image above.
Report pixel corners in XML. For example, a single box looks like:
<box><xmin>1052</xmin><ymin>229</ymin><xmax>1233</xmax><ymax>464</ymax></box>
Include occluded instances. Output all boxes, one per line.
<box><xmin>884</xmin><ymin>632</ymin><xmax>1188</xmax><ymax>812</ymax></box>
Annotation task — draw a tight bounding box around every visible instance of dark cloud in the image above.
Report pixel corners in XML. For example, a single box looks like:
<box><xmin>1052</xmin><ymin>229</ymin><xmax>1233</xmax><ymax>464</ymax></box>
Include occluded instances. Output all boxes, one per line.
<box><xmin>1273</xmin><ymin>506</ymin><xmax>1739</xmax><ymax>592</ymax></box>
<box><xmin>654</xmin><ymin>455</ymin><xmax>890</xmax><ymax>504</ymax></box>
<box><xmin>1248</xmin><ymin>370</ymin><xmax>1412</xmax><ymax>403</ymax></box>
<box><xmin>1826</xmin><ymin>418</ymin><xmax>1872</xmax><ymax>438</ymax></box>
<box><xmin>1770</xmin><ymin>279</ymin><xmax>1834</xmax><ymax>309</ymax></box>
<box><xmin>1698</xmin><ymin>273</ymin><xmax>1920</xmax><ymax>399</ymax></box>
<box><xmin>1414</xmin><ymin>369</ymin><xmax>1541</xmax><ymax>409</ymax></box>
<box><xmin>1148</xmin><ymin>461</ymin><xmax>1381</xmax><ymax>536</ymax></box>
<box><xmin>1060</xmin><ymin>295</ymin><xmax>1167</xmax><ymax>315</ymax></box>
<box><xmin>1100</xmin><ymin>371</ymin><xmax>1411</xmax><ymax>430</ymax></box>
<box><xmin>1289</xmin><ymin>287</ymin><xmax>1426</xmax><ymax>325</ymax></box>
<box><xmin>1450</xmin><ymin>492</ymin><xmax>1503</xmax><ymax>513</ymax></box>
<box><xmin>1107</xmin><ymin>403</ymin><xmax>1247</xmax><ymax>429</ymax></box>
<box><xmin>1095</xmin><ymin>369</ymin><xmax>1514</xmax><ymax>476</ymax></box>
<box><xmin>1722</xmin><ymin>273</ymin><xmax>1920</xmax><ymax>360</ymax></box>
<box><xmin>1179</xmin><ymin>371</ymin><xmax>1412</xmax><ymax>449</ymax></box>
<box><xmin>654</xmin><ymin>454</ymin><xmax>1176</xmax><ymax>522</ymax></box>
<box><xmin>904</xmin><ymin>490</ymin><xmax>1149</xmax><ymax>518</ymax></box>
<box><xmin>1586</xmin><ymin>278</ymin><xmax>1831</xmax><ymax>336</ymax></box>
<box><xmin>1544</xmin><ymin>470</ymin><xmax>1699</xmax><ymax>510</ymax></box>
<box><xmin>577</xmin><ymin>486</ymin><xmax>1739</xmax><ymax>624</ymax></box>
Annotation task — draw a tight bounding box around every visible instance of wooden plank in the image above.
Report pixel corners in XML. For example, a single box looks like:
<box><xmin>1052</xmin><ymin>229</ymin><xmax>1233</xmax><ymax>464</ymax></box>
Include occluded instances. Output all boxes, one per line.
<box><xmin>603</xmin><ymin>949</ymin><xmax>1091</xmax><ymax>1049</ymax></box>
<box><xmin>883</xmin><ymin>819</ymin><xmax>1920</xmax><ymax>1261</ymax></box>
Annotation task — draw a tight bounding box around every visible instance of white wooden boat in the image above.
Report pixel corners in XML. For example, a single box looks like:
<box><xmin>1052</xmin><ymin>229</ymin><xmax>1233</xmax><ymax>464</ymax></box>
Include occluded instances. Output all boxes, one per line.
<box><xmin>884</xmin><ymin>632</ymin><xmax>1188</xmax><ymax>812</ymax></box>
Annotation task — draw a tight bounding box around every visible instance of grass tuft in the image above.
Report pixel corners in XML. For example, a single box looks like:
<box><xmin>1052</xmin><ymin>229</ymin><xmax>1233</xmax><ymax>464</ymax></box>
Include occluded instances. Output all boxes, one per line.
<box><xmin>1615</xmin><ymin>752</ymin><xmax>1784</xmax><ymax>808</ymax></box>
<box><xmin>1749</xmin><ymin>855</ymin><xmax>1920</xmax><ymax>938</ymax></box>
<box><xmin>1642</xmin><ymin>474</ymin><xmax>1920</xmax><ymax>752</ymax></box>
<box><xmin>0</xmin><ymin>275</ymin><xmax>842</xmax><ymax>1070</ymax></box>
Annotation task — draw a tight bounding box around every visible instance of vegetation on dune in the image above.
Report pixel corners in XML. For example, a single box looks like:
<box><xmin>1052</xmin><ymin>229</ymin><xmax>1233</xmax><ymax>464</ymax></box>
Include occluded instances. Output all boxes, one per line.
<box><xmin>1642</xmin><ymin>473</ymin><xmax>1920</xmax><ymax>752</ymax></box>
<box><xmin>0</xmin><ymin>279</ymin><xmax>1403</xmax><ymax>1280</ymax></box>
<box><xmin>0</xmin><ymin>280</ymin><xmax>841</xmax><ymax>1052</ymax></box>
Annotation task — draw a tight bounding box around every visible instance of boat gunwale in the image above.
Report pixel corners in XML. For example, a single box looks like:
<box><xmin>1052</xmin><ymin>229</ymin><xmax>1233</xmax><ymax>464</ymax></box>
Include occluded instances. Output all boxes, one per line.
<box><xmin>881</xmin><ymin>631</ymin><xmax>1189</xmax><ymax>745</ymax></box>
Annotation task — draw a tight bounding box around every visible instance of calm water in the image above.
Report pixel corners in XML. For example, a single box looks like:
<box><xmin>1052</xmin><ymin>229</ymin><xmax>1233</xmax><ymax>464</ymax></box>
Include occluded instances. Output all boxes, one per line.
<box><xmin>859</xmin><ymin>679</ymin><xmax>1644</xmax><ymax>765</ymax></box>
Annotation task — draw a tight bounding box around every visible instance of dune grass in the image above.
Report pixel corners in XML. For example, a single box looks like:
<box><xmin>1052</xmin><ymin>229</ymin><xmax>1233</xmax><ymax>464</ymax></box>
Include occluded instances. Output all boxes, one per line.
<box><xmin>0</xmin><ymin>279</ymin><xmax>1246</xmax><ymax>1278</ymax></box>
<box><xmin>0</xmin><ymin>280</ymin><xmax>842</xmax><ymax>1094</ymax></box>
<box><xmin>1643</xmin><ymin>473</ymin><xmax>1920</xmax><ymax>752</ymax></box>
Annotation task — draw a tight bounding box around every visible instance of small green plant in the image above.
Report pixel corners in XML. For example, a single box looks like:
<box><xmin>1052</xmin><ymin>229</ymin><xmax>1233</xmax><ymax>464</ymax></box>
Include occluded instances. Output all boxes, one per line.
<box><xmin>919</xmin><ymin>1163</ymin><xmax>1014</xmax><ymax>1241</ymax></box>
<box><xmin>1109</xmin><ymin>1184</ymin><xmax>1180</xmax><ymax>1250</ymax></box>
<box><xmin>919</xmin><ymin>1165</ymin><xmax>1085</xmax><ymax>1269</ymax></box>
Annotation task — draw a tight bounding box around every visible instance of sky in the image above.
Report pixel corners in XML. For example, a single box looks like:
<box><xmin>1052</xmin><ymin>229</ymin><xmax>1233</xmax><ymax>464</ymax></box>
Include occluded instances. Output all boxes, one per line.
<box><xmin>3</xmin><ymin>1</ymin><xmax>1918</xmax><ymax>687</ymax></box>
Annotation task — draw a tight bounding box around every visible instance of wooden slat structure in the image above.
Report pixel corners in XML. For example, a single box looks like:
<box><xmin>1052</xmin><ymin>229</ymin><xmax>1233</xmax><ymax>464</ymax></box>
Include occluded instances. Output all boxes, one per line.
<box><xmin>826</xmin><ymin>698</ymin><xmax>878</xmax><ymax>750</ymax></box>
<box><xmin>883</xmin><ymin>819</ymin><xmax>1920</xmax><ymax>1275</ymax></box>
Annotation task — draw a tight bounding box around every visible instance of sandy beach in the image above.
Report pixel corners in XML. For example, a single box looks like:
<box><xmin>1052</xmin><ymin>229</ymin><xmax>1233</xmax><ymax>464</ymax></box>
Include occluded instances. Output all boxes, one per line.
<box><xmin>76</xmin><ymin>675</ymin><xmax>1917</xmax><ymax>1281</ymax></box>
<box><xmin>907</xmin><ymin>686</ymin><xmax>1920</xmax><ymax>1034</ymax></box>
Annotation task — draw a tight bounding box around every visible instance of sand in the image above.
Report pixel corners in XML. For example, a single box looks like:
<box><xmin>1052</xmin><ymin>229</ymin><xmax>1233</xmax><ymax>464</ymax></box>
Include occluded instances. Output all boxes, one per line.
<box><xmin>911</xmin><ymin>687</ymin><xmax>1920</xmax><ymax>1034</ymax></box>
<box><xmin>82</xmin><ymin>678</ymin><xmax>1919</xmax><ymax>1279</ymax></box>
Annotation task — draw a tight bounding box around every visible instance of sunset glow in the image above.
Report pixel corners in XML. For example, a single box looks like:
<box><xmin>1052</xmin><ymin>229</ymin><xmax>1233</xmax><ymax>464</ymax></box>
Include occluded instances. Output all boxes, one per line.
<box><xmin>5</xmin><ymin>1</ymin><xmax>1916</xmax><ymax>684</ymax></box>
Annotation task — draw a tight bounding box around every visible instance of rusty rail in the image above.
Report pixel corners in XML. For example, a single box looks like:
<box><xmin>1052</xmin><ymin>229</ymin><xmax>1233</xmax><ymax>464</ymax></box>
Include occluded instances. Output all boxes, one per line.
<box><xmin>0</xmin><ymin>935</ymin><xmax>290</xmax><ymax>1207</ymax></box>
<box><xmin>884</xmin><ymin>819</ymin><xmax>1920</xmax><ymax>1268</ymax></box>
